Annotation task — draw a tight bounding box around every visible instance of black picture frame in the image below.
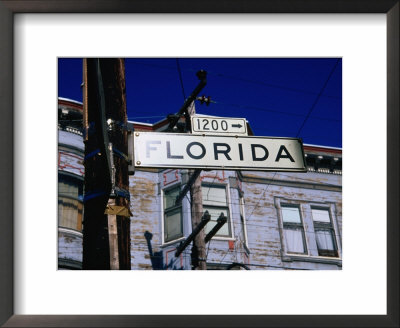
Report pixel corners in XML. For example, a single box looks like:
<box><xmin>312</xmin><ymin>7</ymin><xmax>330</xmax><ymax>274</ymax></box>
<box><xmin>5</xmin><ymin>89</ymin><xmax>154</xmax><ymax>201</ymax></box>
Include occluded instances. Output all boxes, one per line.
<box><xmin>0</xmin><ymin>1</ymin><xmax>398</xmax><ymax>327</ymax></box>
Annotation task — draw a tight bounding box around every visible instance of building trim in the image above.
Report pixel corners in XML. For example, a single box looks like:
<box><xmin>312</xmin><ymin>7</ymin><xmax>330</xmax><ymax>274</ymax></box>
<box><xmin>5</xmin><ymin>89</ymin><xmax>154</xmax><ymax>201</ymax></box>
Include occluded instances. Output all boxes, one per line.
<box><xmin>58</xmin><ymin>170</ymin><xmax>84</xmax><ymax>182</ymax></box>
<box><xmin>58</xmin><ymin>258</ymin><xmax>82</xmax><ymax>270</ymax></box>
<box><xmin>160</xmin><ymin>237</ymin><xmax>186</xmax><ymax>248</ymax></box>
<box><xmin>281</xmin><ymin>254</ymin><xmax>342</xmax><ymax>266</ymax></box>
<box><xmin>161</xmin><ymin>184</ymin><xmax>184</xmax><ymax>245</ymax></box>
<box><xmin>58</xmin><ymin>97</ymin><xmax>83</xmax><ymax>106</ymax></box>
<box><xmin>58</xmin><ymin>144</ymin><xmax>84</xmax><ymax>156</ymax></box>
<box><xmin>58</xmin><ymin>227</ymin><xmax>83</xmax><ymax>237</ymax></box>
<box><xmin>202</xmin><ymin>182</ymin><xmax>234</xmax><ymax>239</ymax></box>
<box><xmin>239</xmin><ymin>173</ymin><xmax>342</xmax><ymax>192</ymax></box>
<box><xmin>304</xmin><ymin>144</ymin><xmax>342</xmax><ymax>153</ymax></box>
<box><xmin>58</xmin><ymin>142</ymin><xmax>84</xmax><ymax>154</ymax></box>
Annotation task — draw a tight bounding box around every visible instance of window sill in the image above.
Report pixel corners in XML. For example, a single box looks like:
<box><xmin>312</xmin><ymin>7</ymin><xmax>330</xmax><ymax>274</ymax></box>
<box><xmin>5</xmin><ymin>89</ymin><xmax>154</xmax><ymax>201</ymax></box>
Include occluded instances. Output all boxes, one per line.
<box><xmin>58</xmin><ymin>227</ymin><xmax>83</xmax><ymax>237</ymax></box>
<box><xmin>207</xmin><ymin>236</ymin><xmax>235</xmax><ymax>242</ymax></box>
<box><xmin>161</xmin><ymin>237</ymin><xmax>186</xmax><ymax>248</ymax></box>
<box><xmin>282</xmin><ymin>253</ymin><xmax>342</xmax><ymax>266</ymax></box>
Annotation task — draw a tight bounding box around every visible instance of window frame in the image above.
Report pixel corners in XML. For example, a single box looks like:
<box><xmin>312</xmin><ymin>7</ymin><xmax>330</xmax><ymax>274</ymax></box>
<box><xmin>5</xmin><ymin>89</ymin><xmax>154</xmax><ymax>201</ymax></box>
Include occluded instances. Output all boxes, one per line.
<box><xmin>280</xmin><ymin>204</ymin><xmax>308</xmax><ymax>255</ymax></box>
<box><xmin>311</xmin><ymin>206</ymin><xmax>339</xmax><ymax>258</ymax></box>
<box><xmin>239</xmin><ymin>194</ymin><xmax>249</xmax><ymax>250</ymax></box>
<box><xmin>58</xmin><ymin>172</ymin><xmax>83</xmax><ymax>232</ymax></box>
<box><xmin>201</xmin><ymin>183</ymin><xmax>234</xmax><ymax>240</ymax></box>
<box><xmin>275</xmin><ymin>197</ymin><xmax>342</xmax><ymax>265</ymax></box>
<box><xmin>161</xmin><ymin>184</ymin><xmax>184</xmax><ymax>244</ymax></box>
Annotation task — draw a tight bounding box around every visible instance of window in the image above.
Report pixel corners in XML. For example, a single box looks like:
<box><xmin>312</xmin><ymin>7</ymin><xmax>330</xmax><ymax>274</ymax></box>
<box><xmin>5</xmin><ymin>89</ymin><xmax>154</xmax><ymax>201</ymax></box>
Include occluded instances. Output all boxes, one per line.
<box><xmin>239</xmin><ymin>195</ymin><xmax>249</xmax><ymax>249</ymax></box>
<box><xmin>281</xmin><ymin>205</ymin><xmax>307</xmax><ymax>254</ymax></box>
<box><xmin>202</xmin><ymin>184</ymin><xmax>231</xmax><ymax>238</ymax></box>
<box><xmin>311</xmin><ymin>208</ymin><xmax>338</xmax><ymax>257</ymax></box>
<box><xmin>58</xmin><ymin>174</ymin><xmax>83</xmax><ymax>231</ymax></box>
<box><xmin>163</xmin><ymin>186</ymin><xmax>183</xmax><ymax>243</ymax></box>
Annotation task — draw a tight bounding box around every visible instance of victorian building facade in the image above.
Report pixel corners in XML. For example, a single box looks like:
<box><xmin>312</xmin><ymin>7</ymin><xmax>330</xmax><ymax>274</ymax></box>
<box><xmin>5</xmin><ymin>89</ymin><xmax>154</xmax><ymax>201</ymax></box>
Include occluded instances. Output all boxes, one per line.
<box><xmin>58</xmin><ymin>98</ymin><xmax>342</xmax><ymax>270</ymax></box>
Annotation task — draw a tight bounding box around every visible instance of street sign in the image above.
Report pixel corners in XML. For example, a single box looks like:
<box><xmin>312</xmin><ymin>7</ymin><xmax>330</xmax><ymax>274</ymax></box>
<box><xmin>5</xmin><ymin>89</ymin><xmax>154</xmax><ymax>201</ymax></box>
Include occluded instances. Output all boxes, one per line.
<box><xmin>191</xmin><ymin>116</ymin><xmax>247</xmax><ymax>135</ymax></box>
<box><xmin>134</xmin><ymin>132</ymin><xmax>306</xmax><ymax>172</ymax></box>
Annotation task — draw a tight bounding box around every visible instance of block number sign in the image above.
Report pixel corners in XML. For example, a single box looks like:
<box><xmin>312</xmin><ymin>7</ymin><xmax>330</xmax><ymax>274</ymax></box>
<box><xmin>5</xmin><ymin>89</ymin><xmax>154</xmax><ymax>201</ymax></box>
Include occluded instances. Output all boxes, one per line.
<box><xmin>191</xmin><ymin>116</ymin><xmax>247</xmax><ymax>135</ymax></box>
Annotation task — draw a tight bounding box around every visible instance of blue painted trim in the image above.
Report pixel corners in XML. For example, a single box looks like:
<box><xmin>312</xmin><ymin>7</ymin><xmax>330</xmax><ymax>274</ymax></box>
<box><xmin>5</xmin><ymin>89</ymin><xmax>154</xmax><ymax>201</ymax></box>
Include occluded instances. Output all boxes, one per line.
<box><xmin>83</xmin><ymin>190</ymin><xmax>107</xmax><ymax>202</ymax></box>
<box><xmin>84</xmin><ymin>149</ymin><xmax>100</xmax><ymax>160</ymax></box>
<box><xmin>112</xmin><ymin>147</ymin><xmax>129</xmax><ymax>161</ymax></box>
<box><xmin>114</xmin><ymin>187</ymin><xmax>130</xmax><ymax>200</ymax></box>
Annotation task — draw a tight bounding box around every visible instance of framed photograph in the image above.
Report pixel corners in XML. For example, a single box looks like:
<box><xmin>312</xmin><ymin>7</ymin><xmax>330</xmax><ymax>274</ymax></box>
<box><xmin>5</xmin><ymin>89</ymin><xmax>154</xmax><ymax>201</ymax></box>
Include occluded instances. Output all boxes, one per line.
<box><xmin>1</xmin><ymin>1</ymin><xmax>398</xmax><ymax>327</ymax></box>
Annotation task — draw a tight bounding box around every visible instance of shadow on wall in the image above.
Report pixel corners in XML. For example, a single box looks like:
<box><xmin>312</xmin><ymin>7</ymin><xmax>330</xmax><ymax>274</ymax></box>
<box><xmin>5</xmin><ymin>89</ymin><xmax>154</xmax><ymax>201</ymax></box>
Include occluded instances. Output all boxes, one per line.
<box><xmin>144</xmin><ymin>231</ymin><xmax>164</xmax><ymax>269</ymax></box>
<box><xmin>143</xmin><ymin>231</ymin><xmax>249</xmax><ymax>270</ymax></box>
<box><xmin>144</xmin><ymin>230</ymin><xmax>183</xmax><ymax>270</ymax></box>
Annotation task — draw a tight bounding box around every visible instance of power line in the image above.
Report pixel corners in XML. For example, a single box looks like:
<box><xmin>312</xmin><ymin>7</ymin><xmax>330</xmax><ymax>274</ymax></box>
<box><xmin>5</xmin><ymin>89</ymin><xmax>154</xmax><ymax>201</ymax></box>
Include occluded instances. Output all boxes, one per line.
<box><xmin>212</xmin><ymin>260</ymin><xmax>312</xmax><ymax>270</ymax></box>
<box><xmin>209</xmin><ymin>99</ymin><xmax>342</xmax><ymax>123</ymax></box>
<box><xmin>127</xmin><ymin>199</ymin><xmax>342</xmax><ymax>216</ymax></box>
<box><xmin>127</xmin><ymin>115</ymin><xmax>166</xmax><ymax>120</ymax></box>
<box><xmin>176</xmin><ymin>58</ymin><xmax>186</xmax><ymax>100</ymax></box>
<box><xmin>244</xmin><ymin>60</ymin><xmax>341</xmax><ymax>224</ymax></box>
<box><xmin>61</xmin><ymin>210</ymin><xmax>342</xmax><ymax>241</ymax></box>
<box><xmin>296</xmin><ymin>59</ymin><xmax>340</xmax><ymax>138</ymax></box>
<box><xmin>127</xmin><ymin>242</ymin><xmax>339</xmax><ymax>268</ymax></box>
<box><xmin>61</xmin><ymin>194</ymin><xmax>342</xmax><ymax>219</ymax></box>
<box><xmin>59</xmin><ymin>60</ymin><xmax>343</xmax><ymax>269</ymax></box>
<box><xmin>130</xmin><ymin>61</ymin><xmax>341</xmax><ymax>100</ymax></box>
<box><xmin>62</xmin><ymin>102</ymin><xmax>342</xmax><ymax>124</ymax></box>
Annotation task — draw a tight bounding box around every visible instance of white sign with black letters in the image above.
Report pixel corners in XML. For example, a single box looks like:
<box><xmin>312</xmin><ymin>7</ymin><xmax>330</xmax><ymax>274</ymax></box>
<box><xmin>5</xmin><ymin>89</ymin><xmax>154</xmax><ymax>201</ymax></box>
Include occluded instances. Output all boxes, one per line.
<box><xmin>134</xmin><ymin>132</ymin><xmax>306</xmax><ymax>172</ymax></box>
<box><xmin>191</xmin><ymin>116</ymin><xmax>247</xmax><ymax>135</ymax></box>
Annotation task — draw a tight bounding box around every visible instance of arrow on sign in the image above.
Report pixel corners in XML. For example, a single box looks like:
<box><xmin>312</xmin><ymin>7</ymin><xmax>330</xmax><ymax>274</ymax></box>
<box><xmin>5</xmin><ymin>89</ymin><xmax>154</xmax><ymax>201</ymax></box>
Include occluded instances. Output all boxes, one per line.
<box><xmin>231</xmin><ymin>123</ymin><xmax>243</xmax><ymax>128</ymax></box>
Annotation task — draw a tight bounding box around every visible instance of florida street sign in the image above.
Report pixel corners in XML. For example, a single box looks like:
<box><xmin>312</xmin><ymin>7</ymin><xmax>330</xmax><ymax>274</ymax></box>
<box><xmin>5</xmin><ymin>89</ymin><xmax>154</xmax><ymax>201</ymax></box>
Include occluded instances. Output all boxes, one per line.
<box><xmin>191</xmin><ymin>116</ymin><xmax>247</xmax><ymax>135</ymax></box>
<box><xmin>133</xmin><ymin>132</ymin><xmax>307</xmax><ymax>172</ymax></box>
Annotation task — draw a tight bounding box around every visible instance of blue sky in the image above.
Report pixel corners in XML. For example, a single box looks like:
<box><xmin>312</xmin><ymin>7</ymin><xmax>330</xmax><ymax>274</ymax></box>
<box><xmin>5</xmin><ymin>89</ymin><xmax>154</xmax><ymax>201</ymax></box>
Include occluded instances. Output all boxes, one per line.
<box><xmin>58</xmin><ymin>58</ymin><xmax>342</xmax><ymax>148</ymax></box>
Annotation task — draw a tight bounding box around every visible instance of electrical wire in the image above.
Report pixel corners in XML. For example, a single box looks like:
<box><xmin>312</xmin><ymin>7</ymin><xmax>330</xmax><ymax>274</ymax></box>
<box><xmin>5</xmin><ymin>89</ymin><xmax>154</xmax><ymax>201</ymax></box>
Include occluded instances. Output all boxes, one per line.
<box><xmin>176</xmin><ymin>58</ymin><xmax>186</xmax><ymax>100</ymax></box>
<box><xmin>59</xmin><ymin>231</ymin><xmax>341</xmax><ymax>265</ymax></box>
<box><xmin>60</xmin><ymin>199</ymin><xmax>342</xmax><ymax>220</ymax></box>
<box><xmin>127</xmin><ymin>241</ymin><xmax>341</xmax><ymax>263</ymax></box>
<box><xmin>296</xmin><ymin>59</ymin><xmax>340</xmax><ymax>138</ymax></box>
<box><xmin>208</xmin><ymin>99</ymin><xmax>341</xmax><ymax>123</ymax></box>
<box><xmin>59</xmin><ymin>60</ymin><xmax>342</xmax><ymax>269</ymax></box>
<box><xmin>109</xmin><ymin>241</ymin><xmax>340</xmax><ymax>260</ymax></box>
<box><xmin>130</xmin><ymin>61</ymin><xmax>341</xmax><ymax>100</ymax></box>
<box><xmin>244</xmin><ymin>59</ymin><xmax>341</xmax><ymax>225</ymax></box>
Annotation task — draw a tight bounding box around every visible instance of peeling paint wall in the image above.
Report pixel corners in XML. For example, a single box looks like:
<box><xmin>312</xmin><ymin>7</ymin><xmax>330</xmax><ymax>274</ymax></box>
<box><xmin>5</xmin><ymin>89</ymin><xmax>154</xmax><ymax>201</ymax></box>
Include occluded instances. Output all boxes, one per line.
<box><xmin>129</xmin><ymin>171</ymin><xmax>161</xmax><ymax>269</ymax></box>
<box><xmin>58</xmin><ymin>118</ymin><xmax>342</xmax><ymax>270</ymax></box>
<box><xmin>240</xmin><ymin>169</ymin><xmax>342</xmax><ymax>270</ymax></box>
<box><xmin>58</xmin><ymin>229</ymin><xmax>83</xmax><ymax>269</ymax></box>
<box><xmin>128</xmin><ymin>158</ymin><xmax>342</xmax><ymax>270</ymax></box>
<box><xmin>129</xmin><ymin>169</ymin><xmax>192</xmax><ymax>270</ymax></box>
<box><xmin>58</xmin><ymin>99</ymin><xmax>342</xmax><ymax>270</ymax></box>
<box><xmin>58</xmin><ymin>129</ymin><xmax>84</xmax><ymax>270</ymax></box>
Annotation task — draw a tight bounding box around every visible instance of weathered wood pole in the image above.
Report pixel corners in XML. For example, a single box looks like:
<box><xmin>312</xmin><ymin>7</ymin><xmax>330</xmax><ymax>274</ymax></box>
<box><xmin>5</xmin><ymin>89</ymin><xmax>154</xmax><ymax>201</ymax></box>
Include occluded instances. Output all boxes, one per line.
<box><xmin>190</xmin><ymin>171</ymin><xmax>207</xmax><ymax>270</ymax></box>
<box><xmin>82</xmin><ymin>58</ymin><xmax>130</xmax><ymax>270</ymax></box>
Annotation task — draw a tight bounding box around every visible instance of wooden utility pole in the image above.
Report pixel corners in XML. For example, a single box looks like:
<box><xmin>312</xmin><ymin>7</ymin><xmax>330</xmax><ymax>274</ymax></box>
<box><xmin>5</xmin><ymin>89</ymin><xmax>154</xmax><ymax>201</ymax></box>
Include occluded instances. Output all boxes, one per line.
<box><xmin>190</xmin><ymin>169</ymin><xmax>207</xmax><ymax>270</ymax></box>
<box><xmin>101</xmin><ymin>58</ymin><xmax>131</xmax><ymax>270</ymax></box>
<box><xmin>82</xmin><ymin>58</ymin><xmax>131</xmax><ymax>270</ymax></box>
<box><xmin>188</xmin><ymin>103</ymin><xmax>207</xmax><ymax>270</ymax></box>
<box><xmin>168</xmin><ymin>70</ymin><xmax>208</xmax><ymax>270</ymax></box>
<box><xmin>82</xmin><ymin>58</ymin><xmax>112</xmax><ymax>270</ymax></box>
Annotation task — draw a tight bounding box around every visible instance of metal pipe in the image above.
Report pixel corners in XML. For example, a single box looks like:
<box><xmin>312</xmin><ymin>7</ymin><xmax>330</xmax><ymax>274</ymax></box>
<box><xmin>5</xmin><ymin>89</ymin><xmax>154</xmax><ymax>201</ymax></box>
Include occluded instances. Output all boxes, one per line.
<box><xmin>204</xmin><ymin>213</ymin><xmax>227</xmax><ymax>243</ymax></box>
<box><xmin>175</xmin><ymin>169</ymin><xmax>202</xmax><ymax>206</ymax></box>
<box><xmin>175</xmin><ymin>211</ymin><xmax>211</xmax><ymax>257</ymax></box>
